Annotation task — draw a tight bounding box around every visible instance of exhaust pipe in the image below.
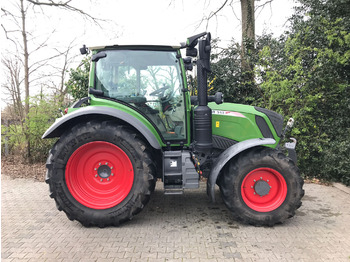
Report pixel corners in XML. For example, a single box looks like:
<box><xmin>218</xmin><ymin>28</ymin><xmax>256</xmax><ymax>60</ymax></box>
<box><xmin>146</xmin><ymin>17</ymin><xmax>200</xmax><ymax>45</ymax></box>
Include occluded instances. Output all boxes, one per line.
<box><xmin>194</xmin><ymin>33</ymin><xmax>213</xmax><ymax>152</ymax></box>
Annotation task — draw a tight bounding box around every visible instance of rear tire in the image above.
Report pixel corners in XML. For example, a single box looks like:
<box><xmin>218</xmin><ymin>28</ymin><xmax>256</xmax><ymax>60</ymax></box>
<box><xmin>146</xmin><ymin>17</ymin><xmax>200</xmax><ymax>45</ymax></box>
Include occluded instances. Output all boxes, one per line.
<box><xmin>46</xmin><ymin>121</ymin><xmax>155</xmax><ymax>227</ymax></box>
<box><xmin>218</xmin><ymin>147</ymin><xmax>304</xmax><ymax>226</ymax></box>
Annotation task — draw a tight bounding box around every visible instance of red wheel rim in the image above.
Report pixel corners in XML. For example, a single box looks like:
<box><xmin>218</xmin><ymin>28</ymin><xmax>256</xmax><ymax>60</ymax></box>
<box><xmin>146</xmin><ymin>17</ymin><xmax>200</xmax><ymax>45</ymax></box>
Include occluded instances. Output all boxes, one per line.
<box><xmin>65</xmin><ymin>141</ymin><xmax>134</xmax><ymax>209</ymax></box>
<box><xmin>241</xmin><ymin>168</ymin><xmax>287</xmax><ymax>212</ymax></box>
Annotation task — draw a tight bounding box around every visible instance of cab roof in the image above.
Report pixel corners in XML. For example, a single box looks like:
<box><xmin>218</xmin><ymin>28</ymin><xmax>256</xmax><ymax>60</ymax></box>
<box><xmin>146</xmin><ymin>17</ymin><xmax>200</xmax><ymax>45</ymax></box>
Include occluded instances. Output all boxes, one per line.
<box><xmin>89</xmin><ymin>43</ymin><xmax>182</xmax><ymax>51</ymax></box>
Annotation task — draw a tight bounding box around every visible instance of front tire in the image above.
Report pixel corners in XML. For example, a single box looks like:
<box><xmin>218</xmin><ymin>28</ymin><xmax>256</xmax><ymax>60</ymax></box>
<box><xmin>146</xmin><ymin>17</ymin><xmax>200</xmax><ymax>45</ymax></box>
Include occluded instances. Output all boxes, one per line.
<box><xmin>218</xmin><ymin>147</ymin><xmax>304</xmax><ymax>226</ymax></box>
<box><xmin>46</xmin><ymin>121</ymin><xmax>155</xmax><ymax>227</ymax></box>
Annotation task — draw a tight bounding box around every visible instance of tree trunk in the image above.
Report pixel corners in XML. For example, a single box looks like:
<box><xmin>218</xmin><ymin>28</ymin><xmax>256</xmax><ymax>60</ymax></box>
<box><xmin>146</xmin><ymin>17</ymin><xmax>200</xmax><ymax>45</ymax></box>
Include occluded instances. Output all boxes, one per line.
<box><xmin>240</xmin><ymin>0</ymin><xmax>255</xmax><ymax>72</ymax></box>
<box><xmin>20</xmin><ymin>0</ymin><xmax>29</xmax><ymax>117</ymax></box>
<box><xmin>20</xmin><ymin>0</ymin><xmax>31</xmax><ymax>159</ymax></box>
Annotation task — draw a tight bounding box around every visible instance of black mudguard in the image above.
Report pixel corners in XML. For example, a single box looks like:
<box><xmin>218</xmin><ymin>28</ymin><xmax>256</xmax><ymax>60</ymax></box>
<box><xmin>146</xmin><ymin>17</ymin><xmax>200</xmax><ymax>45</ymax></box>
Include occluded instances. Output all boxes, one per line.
<box><xmin>42</xmin><ymin>106</ymin><xmax>162</xmax><ymax>149</ymax></box>
<box><xmin>207</xmin><ymin>138</ymin><xmax>276</xmax><ymax>202</ymax></box>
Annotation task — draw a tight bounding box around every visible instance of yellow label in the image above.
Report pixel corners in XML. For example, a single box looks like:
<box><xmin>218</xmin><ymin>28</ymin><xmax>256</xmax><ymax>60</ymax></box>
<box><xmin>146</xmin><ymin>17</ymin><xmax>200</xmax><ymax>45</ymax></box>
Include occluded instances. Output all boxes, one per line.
<box><xmin>216</xmin><ymin>121</ymin><xmax>220</xmax><ymax>128</ymax></box>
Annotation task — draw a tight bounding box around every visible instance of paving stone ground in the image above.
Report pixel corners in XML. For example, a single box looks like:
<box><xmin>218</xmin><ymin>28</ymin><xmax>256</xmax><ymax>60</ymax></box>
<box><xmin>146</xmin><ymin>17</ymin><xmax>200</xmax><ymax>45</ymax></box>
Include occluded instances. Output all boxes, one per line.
<box><xmin>2</xmin><ymin>175</ymin><xmax>350</xmax><ymax>262</ymax></box>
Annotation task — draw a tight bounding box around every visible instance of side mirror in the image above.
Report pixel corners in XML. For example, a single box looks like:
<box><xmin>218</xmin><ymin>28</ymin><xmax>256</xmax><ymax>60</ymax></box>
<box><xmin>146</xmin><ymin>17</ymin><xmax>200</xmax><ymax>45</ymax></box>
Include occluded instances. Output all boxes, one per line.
<box><xmin>91</xmin><ymin>52</ymin><xmax>107</xmax><ymax>62</ymax></box>
<box><xmin>80</xmin><ymin>45</ymin><xmax>89</xmax><ymax>55</ymax></box>
<box><xmin>186</xmin><ymin>32</ymin><xmax>207</xmax><ymax>48</ymax></box>
<box><xmin>198</xmin><ymin>33</ymin><xmax>211</xmax><ymax>72</ymax></box>
<box><xmin>183</xmin><ymin>57</ymin><xmax>193</xmax><ymax>71</ymax></box>
<box><xmin>186</xmin><ymin>47</ymin><xmax>197</xmax><ymax>57</ymax></box>
<box><xmin>182</xmin><ymin>32</ymin><xmax>207</xmax><ymax>58</ymax></box>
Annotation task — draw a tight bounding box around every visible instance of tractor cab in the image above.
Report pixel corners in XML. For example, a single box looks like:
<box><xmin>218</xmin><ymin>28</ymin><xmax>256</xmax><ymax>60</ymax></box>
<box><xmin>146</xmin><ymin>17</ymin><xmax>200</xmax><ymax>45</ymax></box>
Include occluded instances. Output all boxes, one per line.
<box><xmin>89</xmin><ymin>47</ymin><xmax>188</xmax><ymax>143</ymax></box>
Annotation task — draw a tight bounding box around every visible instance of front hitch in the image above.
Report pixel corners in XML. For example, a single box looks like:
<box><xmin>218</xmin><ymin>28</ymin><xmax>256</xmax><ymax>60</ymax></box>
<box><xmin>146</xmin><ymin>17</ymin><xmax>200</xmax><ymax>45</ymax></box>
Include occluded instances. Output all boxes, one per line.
<box><xmin>285</xmin><ymin>138</ymin><xmax>297</xmax><ymax>164</ymax></box>
<box><xmin>280</xmin><ymin>117</ymin><xmax>298</xmax><ymax>163</ymax></box>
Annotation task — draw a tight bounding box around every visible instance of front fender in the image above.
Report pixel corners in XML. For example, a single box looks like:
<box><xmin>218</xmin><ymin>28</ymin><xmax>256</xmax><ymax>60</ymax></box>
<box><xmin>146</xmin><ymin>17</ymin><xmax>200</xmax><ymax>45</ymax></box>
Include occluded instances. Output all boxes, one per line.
<box><xmin>42</xmin><ymin>106</ymin><xmax>162</xmax><ymax>149</ymax></box>
<box><xmin>207</xmin><ymin>138</ymin><xmax>276</xmax><ymax>202</ymax></box>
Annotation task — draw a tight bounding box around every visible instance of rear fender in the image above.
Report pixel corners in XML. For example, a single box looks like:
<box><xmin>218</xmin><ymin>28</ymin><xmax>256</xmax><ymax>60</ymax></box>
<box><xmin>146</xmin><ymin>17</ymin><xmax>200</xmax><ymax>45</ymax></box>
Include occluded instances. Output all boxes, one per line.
<box><xmin>207</xmin><ymin>138</ymin><xmax>276</xmax><ymax>202</ymax></box>
<box><xmin>42</xmin><ymin>106</ymin><xmax>162</xmax><ymax>149</ymax></box>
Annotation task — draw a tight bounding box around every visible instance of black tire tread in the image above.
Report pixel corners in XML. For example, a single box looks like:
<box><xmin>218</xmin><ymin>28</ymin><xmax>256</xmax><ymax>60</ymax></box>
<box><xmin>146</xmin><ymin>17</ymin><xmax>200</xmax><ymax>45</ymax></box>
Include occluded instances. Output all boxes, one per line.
<box><xmin>219</xmin><ymin>147</ymin><xmax>304</xmax><ymax>226</ymax></box>
<box><xmin>45</xmin><ymin>121</ymin><xmax>156</xmax><ymax>227</ymax></box>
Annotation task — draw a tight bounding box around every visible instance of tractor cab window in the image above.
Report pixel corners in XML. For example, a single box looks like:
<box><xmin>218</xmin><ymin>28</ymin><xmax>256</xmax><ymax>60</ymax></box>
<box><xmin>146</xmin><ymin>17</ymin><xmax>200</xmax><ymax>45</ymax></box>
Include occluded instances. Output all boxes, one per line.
<box><xmin>94</xmin><ymin>49</ymin><xmax>186</xmax><ymax>142</ymax></box>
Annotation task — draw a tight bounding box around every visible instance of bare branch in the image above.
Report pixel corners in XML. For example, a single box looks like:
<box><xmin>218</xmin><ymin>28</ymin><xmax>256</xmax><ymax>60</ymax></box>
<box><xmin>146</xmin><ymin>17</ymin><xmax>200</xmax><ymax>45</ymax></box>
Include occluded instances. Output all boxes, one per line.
<box><xmin>28</xmin><ymin>52</ymin><xmax>63</xmax><ymax>75</ymax></box>
<box><xmin>255</xmin><ymin>0</ymin><xmax>273</xmax><ymax>20</ymax></box>
<box><xmin>255</xmin><ymin>0</ymin><xmax>273</xmax><ymax>11</ymax></box>
<box><xmin>195</xmin><ymin>0</ymin><xmax>242</xmax><ymax>32</ymax></box>
<box><xmin>229</xmin><ymin>0</ymin><xmax>241</xmax><ymax>22</ymax></box>
<box><xmin>1</xmin><ymin>24</ymin><xmax>20</xmax><ymax>48</ymax></box>
<box><xmin>26</xmin><ymin>0</ymin><xmax>105</xmax><ymax>26</ymax></box>
<box><xmin>195</xmin><ymin>0</ymin><xmax>228</xmax><ymax>30</ymax></box>
<box><xmin>28</xmin><ymin>29</ymin><xmax>56</xmax><ymax>56</ymax></box>
<box><xmin>1</xmin><ymin>7</ymin><xmax>22</xmax><ymax>20</ymax></box>
<box><xmin>207</xmin><ymin>0</ymin><xmax>229</xmax><ymax>21</ymax></box>
<box><xmin>1</xmin><ymin>56</ymin><xmax>24</xmax><ymax>118</ymax></box>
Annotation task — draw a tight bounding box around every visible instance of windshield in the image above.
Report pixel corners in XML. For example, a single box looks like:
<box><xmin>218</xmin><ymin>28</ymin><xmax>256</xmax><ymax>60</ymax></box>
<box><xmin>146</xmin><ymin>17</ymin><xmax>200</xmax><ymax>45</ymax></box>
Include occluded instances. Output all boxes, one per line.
<box><xmin>94</xmin><ymin>49</ymin><xmax>186</xmax><ymax>142</ymax></box>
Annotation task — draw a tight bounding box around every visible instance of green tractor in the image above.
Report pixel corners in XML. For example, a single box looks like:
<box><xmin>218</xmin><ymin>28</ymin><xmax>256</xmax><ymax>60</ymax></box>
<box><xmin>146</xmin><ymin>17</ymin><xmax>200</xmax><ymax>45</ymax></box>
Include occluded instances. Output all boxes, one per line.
<box><xmin>43</xmin><ymin>32</ymin><xmax>304</xmax><ymax>227</ymax></box>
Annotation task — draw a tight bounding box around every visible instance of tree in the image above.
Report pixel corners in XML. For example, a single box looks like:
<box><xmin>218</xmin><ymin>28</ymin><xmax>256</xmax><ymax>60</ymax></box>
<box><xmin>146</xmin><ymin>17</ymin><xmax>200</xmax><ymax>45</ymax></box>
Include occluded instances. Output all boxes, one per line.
<box><xmin>46</xmin><ymin>40</ymin><xmax>78</xmax><ymax>105</ymax></box>
<box><xmin>2</xmin><ymin>0</ymin><xmax>63</xmax><ymax>158</ymax></box>
<box><xmin>1</xmin><ymin>0</ymin><xmax>32</xmax><ymax>157</ymax></box>
<box><xmin>196</xmin><ymin>0</ymin><xmax>274</xmax><ymax>97</ymax></box>
<box><xmin>1</xmin><ymin>0</ymin><xmax>102</xmax><ymax>161</ymax></box>
<box><xmin>209</xmin><ymin>38</ymin><xmax>258</xmax><ymax>104</ymax></box>
<box><xmin>209</xmin><ymin>34</ymin><xmax>280</xmax><ymax>104</ymax></box>
<box><xmin>1</xmin><ymin>57</ymin><xmax>24</xmax><ymax>121</ymax></box>
<box><xmin>257</xmin><ymin>0</ymin><xmax>350</xmax><ymax>185</ymax></box>
<box><xmin>209</xmin><ymin>0</ymin><xmax>350</xmax><ymax>185</ymax></box>
<box><xmin>199</xmin><ymin>0</ymin><xmax>273</xmax><ymax>61</ymax></box>
<box><xmin>65</xmin><ymin>56</ymin><xmax>90</xmax><ymax>100</ymax></box>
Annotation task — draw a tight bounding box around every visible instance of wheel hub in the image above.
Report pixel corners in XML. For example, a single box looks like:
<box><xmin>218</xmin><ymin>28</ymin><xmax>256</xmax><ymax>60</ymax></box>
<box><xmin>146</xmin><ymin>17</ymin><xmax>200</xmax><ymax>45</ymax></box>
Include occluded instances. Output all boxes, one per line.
<box><xmin>254</xmin><ymin>180</ymin><xmax>270</xmax><ymax>196</ymax></box>
<box><xmin>97</xmin><ymin>165</ymin><xmax>111</xmax><ymax>178</ymax></box>
<box><xmin>65</xmin><ymin>141</ymin><xmax>134</xmax><ymax>209</ymax></box>
<box><xmin>241</xmin><ymin>167</ymin><xmax>287</xmax><ymax>212</ymax></box>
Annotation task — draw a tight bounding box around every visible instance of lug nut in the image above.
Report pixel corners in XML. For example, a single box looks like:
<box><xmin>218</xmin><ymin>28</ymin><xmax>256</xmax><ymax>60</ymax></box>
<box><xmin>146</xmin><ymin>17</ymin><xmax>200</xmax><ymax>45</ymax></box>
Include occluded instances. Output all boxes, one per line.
<box><xmin>107</xmin><ymin>178</ymin><xmax>110</xmax><ymax>181</ymax></box>
<box><xmin>100</xmin><ymin>179</ymin><xmax>103</xmax><ymax>182</ymax></box>
<box><xmin>99</xmin><ymin>163</ymin><xmax>101</xmax><ymax>166</ymax></box>
<box><xmin>111</xmin><ymin>173</ymin><xmax>114</xmax><ymax>176</ymax></box>
<box><xmin>111</xmin><ymin>167</ymin><xmax>113</xmax><ymax>170</ymax></box>
<box><xmin>94</xmin><ymin>168</ymin><xmax>97</xmax><ymax>171</ymax></box>
<box><xmin>95</xmin><ymin>174</ymin><xmax>98</xmax><ymax>177</ymax></box>
<box><xmin>105</xmin><ymin>162</ymin><xmax>108</xmax><ymax>165</ymax></box>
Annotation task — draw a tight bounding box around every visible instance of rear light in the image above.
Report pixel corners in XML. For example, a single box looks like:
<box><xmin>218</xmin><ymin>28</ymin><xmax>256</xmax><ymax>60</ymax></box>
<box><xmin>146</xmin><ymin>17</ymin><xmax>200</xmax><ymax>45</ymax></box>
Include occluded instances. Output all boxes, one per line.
<box><xmin>64</xmin><ymin>108</ymin><xmax>68</xmax><ymax>114</ymax></box>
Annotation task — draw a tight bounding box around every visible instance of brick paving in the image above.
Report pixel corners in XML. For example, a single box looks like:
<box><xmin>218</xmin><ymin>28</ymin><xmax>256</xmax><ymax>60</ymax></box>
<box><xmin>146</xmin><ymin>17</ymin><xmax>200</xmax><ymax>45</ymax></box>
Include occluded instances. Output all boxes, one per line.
<box><xmin>2</xmin><ymin>175</ymin><xmax>350</xmax><ymax>262</ymax></box>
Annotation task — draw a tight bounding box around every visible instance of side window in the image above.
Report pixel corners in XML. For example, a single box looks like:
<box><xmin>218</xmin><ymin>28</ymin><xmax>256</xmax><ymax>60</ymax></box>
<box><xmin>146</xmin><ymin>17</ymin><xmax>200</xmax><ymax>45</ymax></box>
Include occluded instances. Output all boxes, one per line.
<box><xmin>113</xmin><ymin>66</ymin><xmax>137</xmax><ymax>97</ymax></box>
<box><xmin>96</xmin><ymin>64</ymin><xmax>138</xmax><ymax>98</ymax></box>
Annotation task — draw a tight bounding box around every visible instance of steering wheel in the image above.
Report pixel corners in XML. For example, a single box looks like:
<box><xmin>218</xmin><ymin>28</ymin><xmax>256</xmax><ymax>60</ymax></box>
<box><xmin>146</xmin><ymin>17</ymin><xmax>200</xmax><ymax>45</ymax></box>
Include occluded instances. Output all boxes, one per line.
<box><xmin>150</xmin><ymin>86</ymin><xmax>171</xmax><ymax>97</ymax></box>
